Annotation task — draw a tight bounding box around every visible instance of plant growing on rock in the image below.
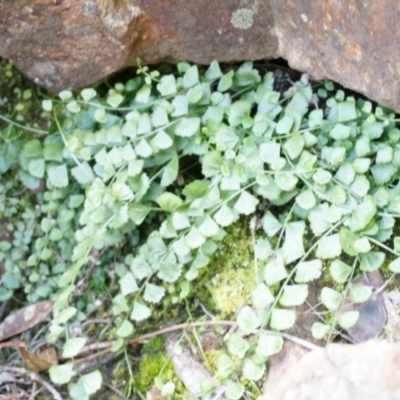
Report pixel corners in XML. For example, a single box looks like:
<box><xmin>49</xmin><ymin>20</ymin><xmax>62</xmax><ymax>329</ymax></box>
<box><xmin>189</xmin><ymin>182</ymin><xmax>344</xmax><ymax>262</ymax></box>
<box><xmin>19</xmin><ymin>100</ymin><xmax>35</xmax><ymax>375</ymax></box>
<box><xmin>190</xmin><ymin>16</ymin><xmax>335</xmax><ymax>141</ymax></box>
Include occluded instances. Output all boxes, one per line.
<box><xmin>2</xmin><ymin>58</ymin><xmax>400</xmax><ymax>399</ymax></box>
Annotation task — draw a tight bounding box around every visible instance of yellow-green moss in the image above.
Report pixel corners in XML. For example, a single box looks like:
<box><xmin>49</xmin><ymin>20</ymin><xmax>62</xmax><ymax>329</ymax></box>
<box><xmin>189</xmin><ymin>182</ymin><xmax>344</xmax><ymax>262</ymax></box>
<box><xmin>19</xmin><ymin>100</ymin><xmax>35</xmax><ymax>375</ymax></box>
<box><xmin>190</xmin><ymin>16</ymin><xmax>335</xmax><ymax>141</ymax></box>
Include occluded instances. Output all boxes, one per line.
<box><xmin>135</xmin><ymin>353</ymin><xmax>185</xmax><ymax>396</ymax></box>
<box><xmin>198</xmin><ymin>218</ymin><xmax>256</xmax><ymax>317</ymax></box>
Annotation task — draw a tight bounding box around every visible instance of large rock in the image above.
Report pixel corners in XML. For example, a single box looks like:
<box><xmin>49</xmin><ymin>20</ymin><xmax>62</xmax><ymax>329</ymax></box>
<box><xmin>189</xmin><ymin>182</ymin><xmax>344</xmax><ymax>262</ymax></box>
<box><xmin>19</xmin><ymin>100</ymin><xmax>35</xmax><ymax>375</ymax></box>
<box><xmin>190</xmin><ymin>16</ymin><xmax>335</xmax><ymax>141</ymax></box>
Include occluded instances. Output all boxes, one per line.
<box><xmin>260</xmin><ymin>340</ymin><xmax>400</xmax><ymax>400</ymax></box>
<box><xmin>1</xmin><ymin>1</ymin><xmax>399</xmax><ymax>111</ymax></box>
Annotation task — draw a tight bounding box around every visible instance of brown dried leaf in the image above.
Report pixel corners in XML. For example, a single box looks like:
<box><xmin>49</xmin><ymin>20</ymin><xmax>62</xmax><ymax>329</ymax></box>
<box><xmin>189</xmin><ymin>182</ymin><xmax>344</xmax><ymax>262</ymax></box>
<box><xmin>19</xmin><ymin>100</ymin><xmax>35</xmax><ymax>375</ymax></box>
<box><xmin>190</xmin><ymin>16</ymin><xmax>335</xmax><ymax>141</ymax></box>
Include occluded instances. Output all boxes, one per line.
<box><xmin>0</xmin><ymin>301</ymin><xmax>54</xmax><ymax>341</ymax></box>
<box><xmin>19</xmin><ymin>346</ymin><xmax>58</xmax><ymax>372</ymax></box>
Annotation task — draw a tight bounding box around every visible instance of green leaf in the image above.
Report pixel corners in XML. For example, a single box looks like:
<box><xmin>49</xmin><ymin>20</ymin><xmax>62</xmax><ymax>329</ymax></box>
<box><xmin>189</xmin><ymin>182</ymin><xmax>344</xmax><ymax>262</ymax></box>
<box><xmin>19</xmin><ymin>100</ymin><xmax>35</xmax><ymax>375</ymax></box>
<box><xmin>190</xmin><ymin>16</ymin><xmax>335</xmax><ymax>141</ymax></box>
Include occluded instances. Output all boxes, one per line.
<box><xmin>202</xmin><ymin>151</ymin><xmax>223</xmax><ymax>177</ymax></box>
<box><xmin>312</xmin><ymin>169</ymin><xmax>332</xmax><ymax>185</ymax></box>
<box><xmin>215</xmin><ymin>125</ymin><xmax>239</xmax><ymax>149</ymax></box>
<box><xmin>251</xmin><ymin>283</ymin><xmax>274</xmax><ymax>309</ymax></box>
<box><xmin>237</xmin><ymin>306</ymin><xmax>260</xmax><ymax>334</ymax></box>
<box><xmin>279</xmin><ymin>284</ymin><xmax>308</xmax><ymax>307</ymax></box>
<box><xmin>214</xmin><ymin>204</ymin><xmax>237</xmax><ymax>227</ymax></box>
<box><xmin>339</xmin><ymin>227</ymin><xmax>359</xmax><ymax>256</ymax></box>
<box><xmin>54</xmin><ymin>306</ymin><xmax>77</xmax><ymax>325</ymax></box>
<box><xmin>270</xmin><ymin>309</ymin><xmax>296</xmax><ymax>331</ymax></box>
<box><xmin>371</xmin><ymin>163</ymin><xmax>397</xmax><ymax>185</ymax></box>
<box><xmin>135</xmin><ymin>138</ymin><xmax>153</xmax><ymax>158</ymax></box>
<box><xmin>42</xmin><ymin>99</ymin><xmax>53</xmax><ymax>111</ymax></box>
<box><xmin>49</xmin><ymin>364</ymin><xmax>74</xmax><ymax>385</ymax></box>
<box><xmin>157</xmin><ymin>261</ymin><xmax>183</xmax><ymax>282</ymax></box>
<box><xmin>259</xmin><ymin>142</ymin><xmax>280</xmax><ymax>164</ymax></box>
<box><xmin>350</xmin><ymin>175</ymin><xmax>370</xmax><ymax>197</ymax></box>
<box><xmin>335</xmin><ymin>163</ymin><xmax>355</xmax><ymax>185</ymax></box>
<box><xmin>243</xmin><ymin>358</ymin><xmax>265</xmax><ymax>381</ymax></box>
<box><xmin>329</xmin><ymin>123</ymin><xmax>351</xmax><ymax>140</ymax></box>
<box><xmin>311</xmin><ymin>322</ymin><xmax>330</xmax><ymax>339</ymax></box>
<box><xmin>321</xmin><ymin>287</ymin><xmax>343</xmax><ymax>311</ymax></box>
<box><xmin>227</xmin><ymin>333</ymin><xmax>250</xmax><ymax>358</ymax></box>
<box><xmin>352</xmin><ymin>237</ymin><xmax>371</xmax><ymax>254</ymax></box>
<box><xmin>262</xmin><ymin>211</ymin><xmax>282</xmax><ymax>236</ymax></box>
<box><xmin>112</xmin><ymin>294</ymin><xmax>128</xmax><ymax>315</ymax></box>
<box><xmin>218</xmin><ymin>70</ymin><xmax>234</xmax><ymax>92</ymax></box>
<box><xmin>80</xmin><ymin>88</ymin><xmax>96</xmax><ymax>101</ymax></box>
<box><xmin>59</xmin><ymin>90</ymin><xmax>72</xmax><ymax>100</ymax></box>
<box><xmin>349</xmin><ymin>284</ymin><xmax>372</xmax><ymax>303</ymax></box>
<box><xmin>157</xmin><ymin>75</ymin><xmax>177</xmax><ymax>96</ymax></box>
<box><xmin>128</xmin><ymin>203</ymin><xmax>151</xmax><ymax>225</ymax></box>
<box><xmin>338</xmin><ymin>311</ymin><xmax>359</xmax><ymax>329</ymax></box>
<box><xmin>106</xmin><ymin>92</ymin><xmax>123</xmax><ymax>108</ymax></box>
<box><xmin>28</xmin><ymin>158</ymin><xmax>45</xmax><ymax>178</ymax></box>
<box><xmin>143</xmin><ymin>283</ymin><xmax>165</xmax><ymax>303</ymax></box>
<box><xmin>256</xmin><ymin>334</ymin><xmax>283</xmax><ymax>358</ymax></box>
<box><xmin>171</xmin><ymin>212</ymin><xmax>190</xmax><ymax>230</ymax></box>
<box><xmin>217</xmin><ymin>354</ymin><xmax>235</xmax><ymax>378</ymax></box>
<box><xmin>172</xmin><ymin>236</ymin><xmax>191</xmax><ymax>257</ymax></box>
<box><xmin>151</xmin><ymin>130</ymin><xmax>173</xmax><ymax>150</ymax></box>
<box><xmin>80</xmin><ymin>371</ymin><xmax>102</xmax><ymax>395</ymax></box>
<box><xmin>234</xmin><ymin>191</ymin><xmax>259</xmax><ymax>215</ymax></box>
<box><xmin>350</xmin><ymin>195</ymin><xmax>376</xmax><ymax>232</ymax></box>
<box><xmin>41</xmin><ymin>218</ymin><xmax>56</xmax><ymax>233</ymax></box>
<box><xmin>295</xmin><ymin>188</ymin><xmax>316</xmax><ymax>210</ymax></box>
<box><xmin>254</xmin><ymin>238</ymin><xmax>273</xmax><ymax>261</ymax></box>
<box><xmin>316</xmin><ymin>234</ymin><xmax>342</xmax><ymax>259</ymax></box>
<box><xmin>120</xmin><ymin>272</ymin><xmax>139</xmax><ymax>295</ymax></box>
<box><xmin>66</xmin><ymin>100</ymin><xmax>81</xmax><ymax>113</ymax></box>
<box><xmin>171</xmin><ymin>95</ymin><xmax>188</xmax><ymax>117</ymax></box>
<box><xmin>330</xmin><ymin>259</ymin><xmax>352</xmax><ymax>283</ymax></box>
<box><xmin>276</xmin><ymin>115</ymin><xmax>293</xmax><ymax>134</ymax></box>
<box><xmin>48</xmin><ymin>164</ymin><xmax>69</xmax><ymax>188</ymax></box>
<box><xmin>156</xmin><ymin>192</ymin><xmax>183</xmax><ymax>212</ymax></box>
<box><xmin>389</xmin><ymin>257</ymin><xmax>400</xmax><ymax>273</ymax></box>
<box><xmin>284</xmin><ymin>133</ymin><xmax>304</xmax><ymax>159</ymax></box>
<box><xmin>22</xmin><ymin>139</ymin><xmax>42</xmax><ymax>158</ymax></box>
<box><xmin>294</xmin><ymin>259</ymin><xmax>322</xmax><ymax>283</ymax></box>
<box><xmin>131</xmin><ymin>301</ymin><xmax>151</xmax><ymax>321</ymax></box>
<box><xmin>71</xmin><ymin>162</ymin><xmax>94</xmax><ymax>184</ymax></box>
<box><xmin>186</xmin><ymin>226</ymin><xmax>206</xmax><ymax>249</ymax></box>
<box><xmin>161</xmin><ymin>382</ymin><xmax>175</xmax><ymax>397</ymax></box>
<box><xmin>127</xmin><ymin>159</ymin><xmax>144</xmax><ymax>177</ymax></box>
<box><xmin>308</xmin><ymin>204</ymin><xmax>332</xmax><ymax>236</ymax></box>
<box><xmin>161</xmin><ymin>156</ymin><xmax>178</xmax><ymax>187</ymax></box>
<box><xmin>225</xmin><ymin>381</ymin><xmax>245</xmax><ymax>400</ymax></box>
<box><xmin>360</xmin><ymin>252</ymin><xmax>385</xmax><ymax>272</ymax></box>
<box><xmin>44</xmin><ymin>142</ymin><xmax>63</xmax><ymax>162</ymax></box>
<box><xmin>94</xmin><ymin>107</ymin><xmax>107</xmax><ymax>123</ymax></box>
<box><xmin>183</xmin><ymin>65</ymin><xmax>199</xmax><ymax>88</ymax></box>
<box><xmin>264</xmin><ymin>254</ymin><xmax>288</xmax><ymax>285</ymax></box>
<box><xmin>205</xmin><ymin>60</ymin><xmax>223</xmax><ymax>80</ymax></box>
<box><xmin>62</xmin><ymin>337</ymin><xmax>87</xmax><ymax>358</ymax></box>
<box><xmin>183</xmin><ymin>181</ymin><xmax>209</xmax><ymax>200</ymax></box>
<box><xmin>151</xmin><ymin>107</ymin><xmax>169</xmax><ymax>127</ymax></box>
<box><xmin>228</xmin><ymin>100</ymin><xmax>251</xmax><ymax>126</ymax></box>
<box><xmin>275</xmin><ymin>172</ymin><xmax>298</xmax><ymax>191</ymax></box>
<box><xmin>175</xmin><ymin>117</ymin><xmax>200</xmax><ymax>137</ymax></box>
<box><xmin>282</xmin><ymin>221</ymin><xmax>305</xmax><ymax>264</ymax></box>
<box><xmin>198</xmin><ymin>216</ymin><xmax>219</xmax><ymax>237</ymax></box>
<box><xmin>337</xmin><ymin>101</ymin><xmax>357</xmax><ymax>122</ymax></box>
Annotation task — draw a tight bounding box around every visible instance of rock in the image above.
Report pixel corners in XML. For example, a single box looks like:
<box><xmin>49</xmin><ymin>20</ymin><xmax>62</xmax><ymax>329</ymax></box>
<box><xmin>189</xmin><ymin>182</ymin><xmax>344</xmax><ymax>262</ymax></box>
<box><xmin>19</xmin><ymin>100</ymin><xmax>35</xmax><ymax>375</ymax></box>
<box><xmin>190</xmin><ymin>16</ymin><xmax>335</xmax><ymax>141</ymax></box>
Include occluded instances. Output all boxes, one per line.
<box><xmin>1</xmin><ymin>1</ymin><xmax>400</xmax><ymax>111</ymax></box>
<box><xmin>260</xmin><ymin>340</ymin><xmax>400</xmax><ymax>400</ymax></box>
<box><xmin>0</xmin><ymin>0</ymin><xmax>278</xmax><ymax>91</ymax></box>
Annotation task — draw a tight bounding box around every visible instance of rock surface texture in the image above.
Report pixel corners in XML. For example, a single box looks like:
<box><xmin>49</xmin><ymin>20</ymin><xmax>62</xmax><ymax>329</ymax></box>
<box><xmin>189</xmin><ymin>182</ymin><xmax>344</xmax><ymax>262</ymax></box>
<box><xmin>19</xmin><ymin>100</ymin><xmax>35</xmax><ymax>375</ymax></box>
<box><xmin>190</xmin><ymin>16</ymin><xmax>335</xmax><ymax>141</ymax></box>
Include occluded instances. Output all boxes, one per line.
<box><xmin>260</xmin><ymin>340</ymin><xmax>400</xmax><ymax>400</ymax></box>
<box><xmin>1</xmin><ymin>1</ymin><xmax>399</xmax><ymax>111</ymax></box>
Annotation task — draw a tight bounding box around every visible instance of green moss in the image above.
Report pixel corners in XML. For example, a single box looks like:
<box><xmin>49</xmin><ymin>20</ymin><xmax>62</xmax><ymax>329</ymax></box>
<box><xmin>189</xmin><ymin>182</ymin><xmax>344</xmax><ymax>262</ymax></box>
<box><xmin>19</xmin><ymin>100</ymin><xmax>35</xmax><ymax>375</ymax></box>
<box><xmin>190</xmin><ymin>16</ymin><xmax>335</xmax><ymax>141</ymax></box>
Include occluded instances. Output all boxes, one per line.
<box><xmin>135</xmin><ymin>353</ymin><xmax>185</xmax><ymax>396</ymax></box>
<box><xmin>198</xmin><ymin>219</ymin><xmax>256</xmax><ymax>317</ymax></box>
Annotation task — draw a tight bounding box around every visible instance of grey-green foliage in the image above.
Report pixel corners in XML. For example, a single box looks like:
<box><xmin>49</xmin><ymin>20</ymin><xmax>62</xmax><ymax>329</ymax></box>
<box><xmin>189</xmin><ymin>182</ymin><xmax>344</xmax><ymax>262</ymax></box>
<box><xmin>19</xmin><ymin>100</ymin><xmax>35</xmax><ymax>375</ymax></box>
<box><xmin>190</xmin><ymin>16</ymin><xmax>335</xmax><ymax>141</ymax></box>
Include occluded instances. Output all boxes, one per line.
<box><xmin>3</xmin><ymin>59</ymin><xmax>400</xmax><ymax>397</ymax></box>
<box><xmin>48</xmin><ymin>62</ymin><xmax>400</xmax><ymax>394</ymax></box>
